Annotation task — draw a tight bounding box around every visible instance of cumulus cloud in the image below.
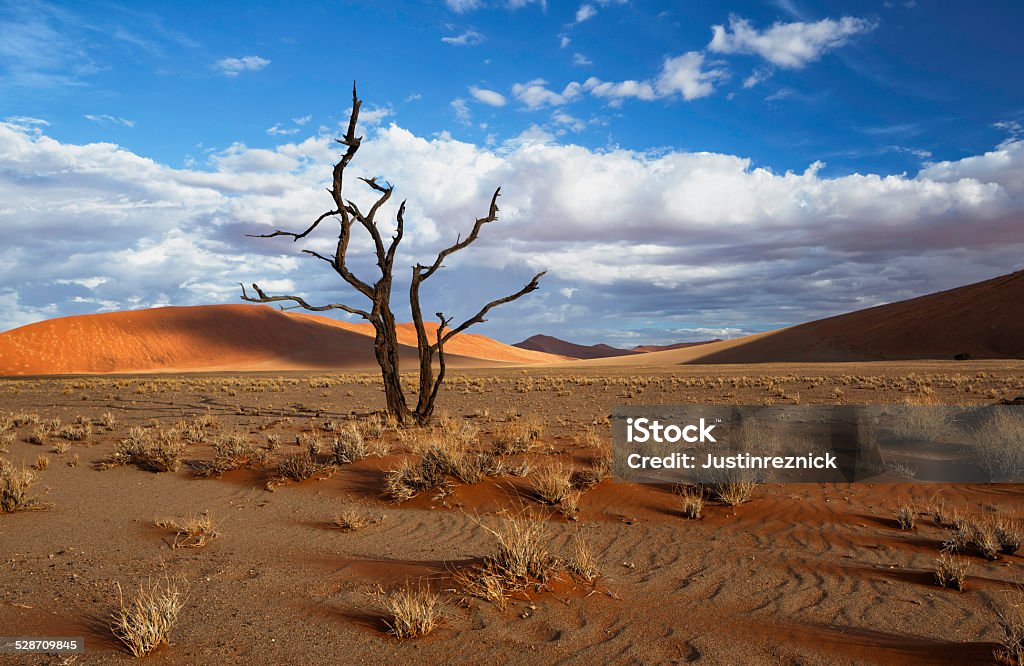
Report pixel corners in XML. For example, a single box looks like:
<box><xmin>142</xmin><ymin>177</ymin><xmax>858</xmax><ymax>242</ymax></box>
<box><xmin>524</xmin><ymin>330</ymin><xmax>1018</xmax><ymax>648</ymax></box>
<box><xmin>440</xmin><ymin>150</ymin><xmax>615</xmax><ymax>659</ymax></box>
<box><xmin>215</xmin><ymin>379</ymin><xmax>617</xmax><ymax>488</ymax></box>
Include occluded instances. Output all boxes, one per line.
<box><xmin>441</xmin><ymin>30</ymin><xmax>484</xmax><ymax>46</ymax></box>
<box><xmin>214</xmin><ymin>55</ymin><xmax>270</xmax><ymax>77</ymax></box>
<box><xmin>469</xmin><ymin>86</ymin><xmax>506</xmax><ymax>107</ymax></box>
<box><xmin>1</xmin><ymin>118</ymin><xmax>1022</xmax><ymax>342</ymax></box>
<box><xmin>451</xmin><ymin>98</ymin><xmax>472</xmax><ymax>124</ymax></box>
<box><xmin>709</xmin><ymin>15</ymin><xmax>876</xmax><ymax>68</ymax></box>
<box><xmin>511</xmin><ymin>79</ymin><xmax>583</xmax><ymax>109</ymax></box>
<box><xmin>581</xmin><ymin>51</ymin><xmax>726</xmax><ymax>105</ymax></box>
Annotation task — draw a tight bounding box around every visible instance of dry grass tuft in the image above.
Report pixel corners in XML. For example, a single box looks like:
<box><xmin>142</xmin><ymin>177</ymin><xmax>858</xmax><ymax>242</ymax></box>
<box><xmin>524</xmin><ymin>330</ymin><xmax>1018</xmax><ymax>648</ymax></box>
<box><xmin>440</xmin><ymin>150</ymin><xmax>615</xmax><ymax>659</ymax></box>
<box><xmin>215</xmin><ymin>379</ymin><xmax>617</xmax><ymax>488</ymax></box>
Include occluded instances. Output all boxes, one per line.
<box><xmin>969</xmin><ymin>409</ymin><xmax>1024</xmax><ymax>481</ymax></box>
<box><xmin>675</xmin><ymin>485</ymin><xmax>705</xmax><ymax>519</ymax></box>
<box><xmin>530</xmin><ymin>462</ymin><xmax>573</xmax><ymax>505</ymax></box>
<box><xmin>110</xmin><ymin>577</ymin><xmax>185</xmax><ymax>657</ymax></box>
<box><xmin>996</xmin><ymin>592</ymin><xmax>1024</xmax><ymax>666</ymax></box>
<box><xmin>104</xmin><ymin>428</ymin><xmax>184</xmax><ymax>473</ymax></box>
<box><xmin>33</xmin><ymin>454</ymin><xmax>49</xmax><ymax>471</ymax></box>
<box><xmin>933</xmin><ymin>552</ymin><xmax>969</xmax><ymax>591</ymax></box>
<box><xmin>331</xmin><ymin>426</ymin><xmax>368</xmax><ymax>465</ymax></box>
<box><xmin>894</xmin><ymin>501</ymin><xmax>918</xmax><ymax>530</ymax></box>
<box><xmin>331</xmin><ymin>508</ymin><xmax>381</xmax><ymax>531</ymax></box>
<box><xmin>155</xmin><ymin>513</ymin><xmax>218</xmax><ymax>549</ymax></box>
<box><xmin>567</xmin><ymin>534</ymin><xmax>601</xmax><ymax>582</ymax></box>
<box><xmin>192</xmin><ymin>433</ymin><xmax>269</xmax><ymax>478</ymax></box>
<box><xmin>492</xmin><ymin>420</ymin><xmax>543</xmax><ymax>455</ymax></box>
<box><xmin>709</xmin><ymin>480</ymin><xmax>756</xmax><ymax>506</ymax></box>
<box><xmin>1</xmin><ymin>458</ymin><xmax>43</xmax><ymax>513</ymax></box>
<box><xmin>376</xmin><ymin>584</ymin><xmax>443</xmax><ymax>639</ymax></box>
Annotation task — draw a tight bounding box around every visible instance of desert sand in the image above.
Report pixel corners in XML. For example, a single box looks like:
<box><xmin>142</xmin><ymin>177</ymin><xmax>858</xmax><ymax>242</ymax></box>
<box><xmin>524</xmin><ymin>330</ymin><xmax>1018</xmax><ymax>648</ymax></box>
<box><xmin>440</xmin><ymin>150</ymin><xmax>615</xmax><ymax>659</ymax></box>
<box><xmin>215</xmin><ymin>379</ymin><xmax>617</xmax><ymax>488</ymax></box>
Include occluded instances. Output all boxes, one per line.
<box><xmin>1</xmin><ymin>363</ymin><xmax>1023</xmax><ymax>664</ymax></box>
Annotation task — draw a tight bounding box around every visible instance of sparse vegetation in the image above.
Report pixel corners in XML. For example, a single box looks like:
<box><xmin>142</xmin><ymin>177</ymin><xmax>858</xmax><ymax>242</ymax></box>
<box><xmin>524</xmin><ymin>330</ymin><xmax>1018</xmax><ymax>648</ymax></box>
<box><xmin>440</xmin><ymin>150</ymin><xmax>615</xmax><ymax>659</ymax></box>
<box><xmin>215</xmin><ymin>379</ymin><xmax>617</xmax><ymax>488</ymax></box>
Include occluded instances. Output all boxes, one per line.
<box><xmin>155</xmin><ymin>513</ymin><xmax>218</xmax><ymax>549</ymax></box>
<box><xmin>894</xmin><ymin>501</ymin><xmax>918</xmax><ymax>530</ymax></box>
<box><xmin>529</xmin><ymin>462</ymin><xmax>573</xmax><ymax>505</ymax></box>
<box><xmin>110</xmin><ymin>578</ymin><xmax>185</xmax><ymax>657</ymax></box>
<box><xmin>676</xmin><ymin>485</ymin><xmax>705</xmax><ymax>519</ymax></box>
<box><xmin>933</xmin><ymin>552</ymin><xmax>969</xmax><ymax>591</ymax></box>
<box><xmin>376</xmin><ymin>584</ymin><xmax>443</xmax><ymax>639</ymax></box>
<box><xmin>1</xmin><ymin>458</ymin><xmax>42</xmax><ymax>512</ymax></box>
<box><xmin>104</xmin><ymin>428</ymin><xmax>184</xmax><ymax>473</ymax></box>
<box><xmin>567</xmin><ymin>533</ymin><xmax>601</xmax><ymax>582</ymax></box>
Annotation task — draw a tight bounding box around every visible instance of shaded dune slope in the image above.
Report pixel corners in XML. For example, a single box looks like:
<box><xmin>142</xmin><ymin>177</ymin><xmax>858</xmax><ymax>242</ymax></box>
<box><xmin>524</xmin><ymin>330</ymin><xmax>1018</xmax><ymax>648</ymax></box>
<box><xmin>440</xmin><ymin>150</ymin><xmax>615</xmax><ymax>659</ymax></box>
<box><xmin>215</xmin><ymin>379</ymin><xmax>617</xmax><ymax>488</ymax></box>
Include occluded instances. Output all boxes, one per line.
<box><xmin>564</xmin><ymin>269</ymin><xmax>1024</xmax><ymax>366</ymax></box>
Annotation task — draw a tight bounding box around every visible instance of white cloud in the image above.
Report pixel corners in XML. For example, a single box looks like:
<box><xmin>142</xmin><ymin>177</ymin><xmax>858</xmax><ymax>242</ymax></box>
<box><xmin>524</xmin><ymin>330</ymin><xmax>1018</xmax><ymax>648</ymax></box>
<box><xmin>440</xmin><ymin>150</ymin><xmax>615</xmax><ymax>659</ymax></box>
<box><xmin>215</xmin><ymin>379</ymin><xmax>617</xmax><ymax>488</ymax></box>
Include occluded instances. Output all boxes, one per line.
<box><xmin>293</xmin><ymin>114</ymin><xmax>312</xmax><ymax>126</ymax></box>
<box><xmin>84</xmin><ymin>114</ymin><xmax>135</xmax><ymax>128</ymax></box>
<box><xmin>742</xmin><ymin>68</ymin><xmax>772</xmax><ymax>88</ymax></box>
<box><xmin>441</xmin><ymin>30</ymin><xmax>484</xmax><ymax>46</ymax></box>
<box><xmin>214</xmin><ymin>55</ymin><xmax>270</xmax><ymax>77</ymax></box>
<box><xmin>1</xmin><ymin>118</ymin><xmax>1023</xmax><ymax>338</ymax></box>
<box><xmin>446</xmin><ymin>0</ymin><xmax>483</xmax><ymax>11</ymax></box>
<box><xmin>511</xmin><ymin>79</ymin><xmax>582</xmax><ymax>109</ymax></box>
<box><xmin>551</xmin><ymin>111</ymin><xmax>585</xmax><ymax>133</ymax></box>
<box><xmin>575</xmin><ymin>4</ymin><xmax>597</xmax><ymax>23</ymax></box>
<box><xmin>654</xmin><ymin>52</ymin><xmax>726</xmax><ymax>100</ymax></box>
<box><xmin>580</xmin><ymin>51</ymin><xmax>725</xmax><ymax>105</ymax></box>
<box><xmin>709</xmin><ymin>15</ymin><xmax>876</xmax><ymax>68</ymax></box>
<box><xmin>451</xmin><ymin>98</ymin><xmax>471</xmax><ymax>124</ymax></box>
<box><xmin>469</xmin><ymin>86</ymin><xmax>506</xmax><ymax>107</ymax></box>
<box><xmin>559</xmin><ymin>34</ymin><xmax>571</xmax><ymax>48</ymax></box>
<box><xmin>572</xmin><ymin>52</ymin><xmax>592</xmax><ymax>66</ymax></box>
<box><xmin>266</xmin><ymin>123</ymin><xmax>299</xmax><ymax>136</ymax></box>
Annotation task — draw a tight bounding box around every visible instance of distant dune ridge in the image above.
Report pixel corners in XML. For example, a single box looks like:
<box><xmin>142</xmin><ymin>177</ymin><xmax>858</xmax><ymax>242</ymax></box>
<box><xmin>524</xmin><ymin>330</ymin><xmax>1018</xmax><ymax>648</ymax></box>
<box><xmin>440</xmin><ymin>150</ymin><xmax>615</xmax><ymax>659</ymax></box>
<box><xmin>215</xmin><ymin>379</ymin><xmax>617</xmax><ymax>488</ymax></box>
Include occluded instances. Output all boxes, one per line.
<box><xmin>0</xmin><ymin>269</ymin><xmax>1021</xmax><ymax>375</ymax></box>
<box><xmin>513</xmin><ymin>334</ymin><xmax>638</xmax><ymax>359</ymax></box>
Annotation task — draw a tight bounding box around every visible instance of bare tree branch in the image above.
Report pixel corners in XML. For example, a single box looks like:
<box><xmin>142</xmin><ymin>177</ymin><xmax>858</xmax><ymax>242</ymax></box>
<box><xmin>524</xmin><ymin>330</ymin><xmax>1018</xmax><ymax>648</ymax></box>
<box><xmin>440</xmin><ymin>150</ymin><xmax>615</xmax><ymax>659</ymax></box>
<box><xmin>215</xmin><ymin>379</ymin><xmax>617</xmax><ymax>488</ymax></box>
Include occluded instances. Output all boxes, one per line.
<box><xmin>240</xmin><ymin>283</ymin><xmax>372</xmax><ymax>321</ymax></box>
<box><xmin>426</xmin><ymin>313</ymin><xmax>453</xmax><ymax>410</ymax></box>
<box><xmin>418</xmin><ymin>187</ymin><xmax>501</xmax><ymax>281</ymax></box>
<box><xmin>246</xmin><ymin>209</ymin><xmax>340</xmax><ymax>242</ymax></box>
<box><xmin>433</xmin><ymin>270</ymin><xmax>546</xmax><ymax>349</ymax></box>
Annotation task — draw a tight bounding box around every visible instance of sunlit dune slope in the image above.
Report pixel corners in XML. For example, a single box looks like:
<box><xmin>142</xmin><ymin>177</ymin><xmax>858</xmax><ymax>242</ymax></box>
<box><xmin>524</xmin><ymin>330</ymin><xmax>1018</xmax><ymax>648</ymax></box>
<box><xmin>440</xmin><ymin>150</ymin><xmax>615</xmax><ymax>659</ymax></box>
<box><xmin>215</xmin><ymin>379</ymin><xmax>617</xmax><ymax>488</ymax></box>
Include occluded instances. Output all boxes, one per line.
<box><xmin>0</xmin><ymin>304</ymin><xmax>553</xmax><ymax>375</ymax></box>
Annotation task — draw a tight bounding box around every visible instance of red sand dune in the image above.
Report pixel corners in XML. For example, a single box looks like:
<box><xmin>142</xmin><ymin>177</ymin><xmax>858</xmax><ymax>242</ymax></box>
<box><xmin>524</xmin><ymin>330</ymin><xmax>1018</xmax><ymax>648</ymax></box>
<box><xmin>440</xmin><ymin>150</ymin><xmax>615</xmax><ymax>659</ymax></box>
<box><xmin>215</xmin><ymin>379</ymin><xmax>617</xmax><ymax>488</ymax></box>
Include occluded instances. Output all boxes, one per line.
<box><xmin>566</xmin><ymin>269</ymin><xmax>1024</xmax><ymax>366</ymax></box>
<box><xmin>0</xmin><ymin>304</ymin><xmax>561</xmax><ymax>376</ymax></box>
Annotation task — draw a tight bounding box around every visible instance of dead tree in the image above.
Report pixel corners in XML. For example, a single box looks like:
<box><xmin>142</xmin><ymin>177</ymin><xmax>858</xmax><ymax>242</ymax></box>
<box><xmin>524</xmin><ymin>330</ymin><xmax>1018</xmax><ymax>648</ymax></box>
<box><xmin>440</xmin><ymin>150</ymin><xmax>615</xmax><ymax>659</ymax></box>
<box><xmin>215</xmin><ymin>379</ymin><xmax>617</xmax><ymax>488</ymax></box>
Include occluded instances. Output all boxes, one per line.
<box><xmin>241</xmin><ymin>84</ymin><xmax>544</xmax><ymax>426</ymax></box>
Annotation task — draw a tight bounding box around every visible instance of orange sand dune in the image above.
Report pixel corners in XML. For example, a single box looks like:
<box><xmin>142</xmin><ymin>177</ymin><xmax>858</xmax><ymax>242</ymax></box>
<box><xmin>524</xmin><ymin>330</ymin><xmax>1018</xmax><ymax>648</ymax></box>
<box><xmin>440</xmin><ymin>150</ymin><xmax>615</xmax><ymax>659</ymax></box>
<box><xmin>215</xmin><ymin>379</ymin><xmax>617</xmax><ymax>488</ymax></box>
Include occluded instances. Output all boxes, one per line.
<box><xmin>0</xmin><ymin>304</ymin><xmax>559</xmax><ymax>376</ymax></box>
<box><xmin>286</xmin><ymin>313</ymin><xmax>565</xmax><ymax>364</ymax></box>
<box><xmin>564</xmin><ymin>269</ymin><xmax>1024</xmax><ymax>367</ymax></box>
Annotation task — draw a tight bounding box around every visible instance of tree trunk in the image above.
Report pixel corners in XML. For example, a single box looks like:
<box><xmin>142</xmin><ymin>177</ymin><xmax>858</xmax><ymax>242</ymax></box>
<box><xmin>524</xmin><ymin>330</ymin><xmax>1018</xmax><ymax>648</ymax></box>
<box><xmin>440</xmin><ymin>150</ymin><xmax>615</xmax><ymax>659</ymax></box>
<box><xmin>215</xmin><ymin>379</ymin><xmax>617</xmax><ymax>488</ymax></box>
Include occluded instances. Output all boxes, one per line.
<box><xmin>373</xmin><ymin>307</ymin><xmax>412</xmax><ymax>425</ymax></box>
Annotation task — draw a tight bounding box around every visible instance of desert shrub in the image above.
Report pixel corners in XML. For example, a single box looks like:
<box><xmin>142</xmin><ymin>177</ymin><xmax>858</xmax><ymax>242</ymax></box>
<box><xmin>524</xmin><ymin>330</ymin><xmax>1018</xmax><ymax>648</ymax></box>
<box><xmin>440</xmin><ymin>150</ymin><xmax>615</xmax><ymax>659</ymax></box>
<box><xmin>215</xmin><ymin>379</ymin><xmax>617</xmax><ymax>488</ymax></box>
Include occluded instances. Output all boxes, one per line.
<box><xmin>26</xmin><ymin>428</ymin><xmax>47</xmax><ymax>445</ymax></box>
<box><xmin>332</xmin><ymin>427</ymin><xmax>367</xmax><ymax>465</ymax></box>
<box><xmin>0</xmin><ymin>431</ymin><xmax>13</xmax><ymax>452</ymax></box>
<box><xmin>192</xmin><ymin>433</ymin><xmax>269</xmax><ymax>478</ymax></box>
<box><xmin>970</xmin><ymin>517</ymin><xmax>1002</xmax><ymax>560</ymax></box>
<box><xmin>997</xmin><ymin>592</ymin><xmax>1024</xmax><ymax>666</ymax></box>
<box><xmin>487</xmin><ymin>512</ymin><xmax>552</xmax><ymax>581</ymax></box>
<box><xmin>998</xmin><ymin>517</ymin><xmax>1023</xmax><ymax>555</ymax></box>
<box><xmin>676</xmin><ymin>485</ymin><xmax>705</xmax><ymax>519</ymax></box>
<box><xmin>59</xmin><ymin>424</ymin><xmax>91</xmax><ymax>441</ymax></box>
<box><xmin>968</xmin><ymin>409</ymin><xmax>1024</xmax><ymax>481</ymax></box>
<box><xmin>332</xmin><ymin>508</ymin><xmax>382</xmax><ymax>531</ymax></box>
<box><xmin>529</xmin><ymin>462</ymin><xmax>573</xmax><ymax>505</ymax></box>
<box><xmin>492</xmin><ymin>420</ymin><xmax>543</xmax><ymax>455</ymax></box>
<box><xmin>1</xmin><ymin>458</ymin><xmax>42</xmax><ymax>512</ymax></box>
<box><xmin>110</xmin><ymin>578</ymin><xmax>185</xmax><ymax>657</ymax></box>
<box><xmin>894</xmin><ymin>501</ymin><xmax>918</xmax><ymax>530</ymax></box>
<box><xmin>886</xmin><ymin>405</ymin><xmax>961</xmax><ymax>442</ymax></box>
<box><xmin>557</xmin><ymin>490</ymin><xmax>582</xmax><ymax>519</ymax></box>
<box><xmin>155</xmin><ymin>513</ymin><xmax>218</xmax><ymax>549</ymax></box>
<box><xmin>376</xmin><ymin>584</ymin><xmax>443</xmax><ymax>639</ymax></box>
<box><xmin>572</xmin><ymin>426</ymin><xmax>602</xmax><ymax>449</ymax></box>
<box><xmin>384</xmin><ymin>460</ymin><xmax>439</xmax><ymax>502</ymax></box>
<box><xmin>357</xmin><ymin>414</ymin><xmax>387</xmax><ymax>439</ymax></box>
<box><xmin>33</xmin><ymin>454</ymin><xmax>49</xmax><ymax>471</ymax></box>
<box><xmin>933</xmin><ymin>552</ymin><xmax>969</xmax><ymax>591</ymax></box>
<box><xmin>99</xmin><ymin>412</ymin><xmax>117</xmax><ymax>430</ymax></box>
<box><xmin>571</xmin><ymin>445</ymin><xmax>612</xmax><ymax>489</ymax></box>
<box><xmin>105</xmin><ymin>428</ymin><xmax>184</xmax><ymax>473</ymax></box>
<box><xmin>275</xmin><ymin>451</ymin><xmax>321</xmax><ymax>482</ymax></box>
<box><xmin>567</xmin><ymin>534</ymin><xmax>600</xmax><ymax>582</ymax></box>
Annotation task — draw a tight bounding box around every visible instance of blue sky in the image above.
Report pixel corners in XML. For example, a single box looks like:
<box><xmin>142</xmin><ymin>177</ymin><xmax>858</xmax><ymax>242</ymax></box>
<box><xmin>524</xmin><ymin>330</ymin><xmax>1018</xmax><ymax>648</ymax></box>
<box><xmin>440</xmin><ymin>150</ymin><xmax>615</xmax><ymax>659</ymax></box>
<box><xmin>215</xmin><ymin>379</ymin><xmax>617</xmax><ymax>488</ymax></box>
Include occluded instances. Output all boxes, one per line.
<box><xmin>2</xmin><ymin>0</ymin><xmax>1024</xmax><ymax>345</ymax></box>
